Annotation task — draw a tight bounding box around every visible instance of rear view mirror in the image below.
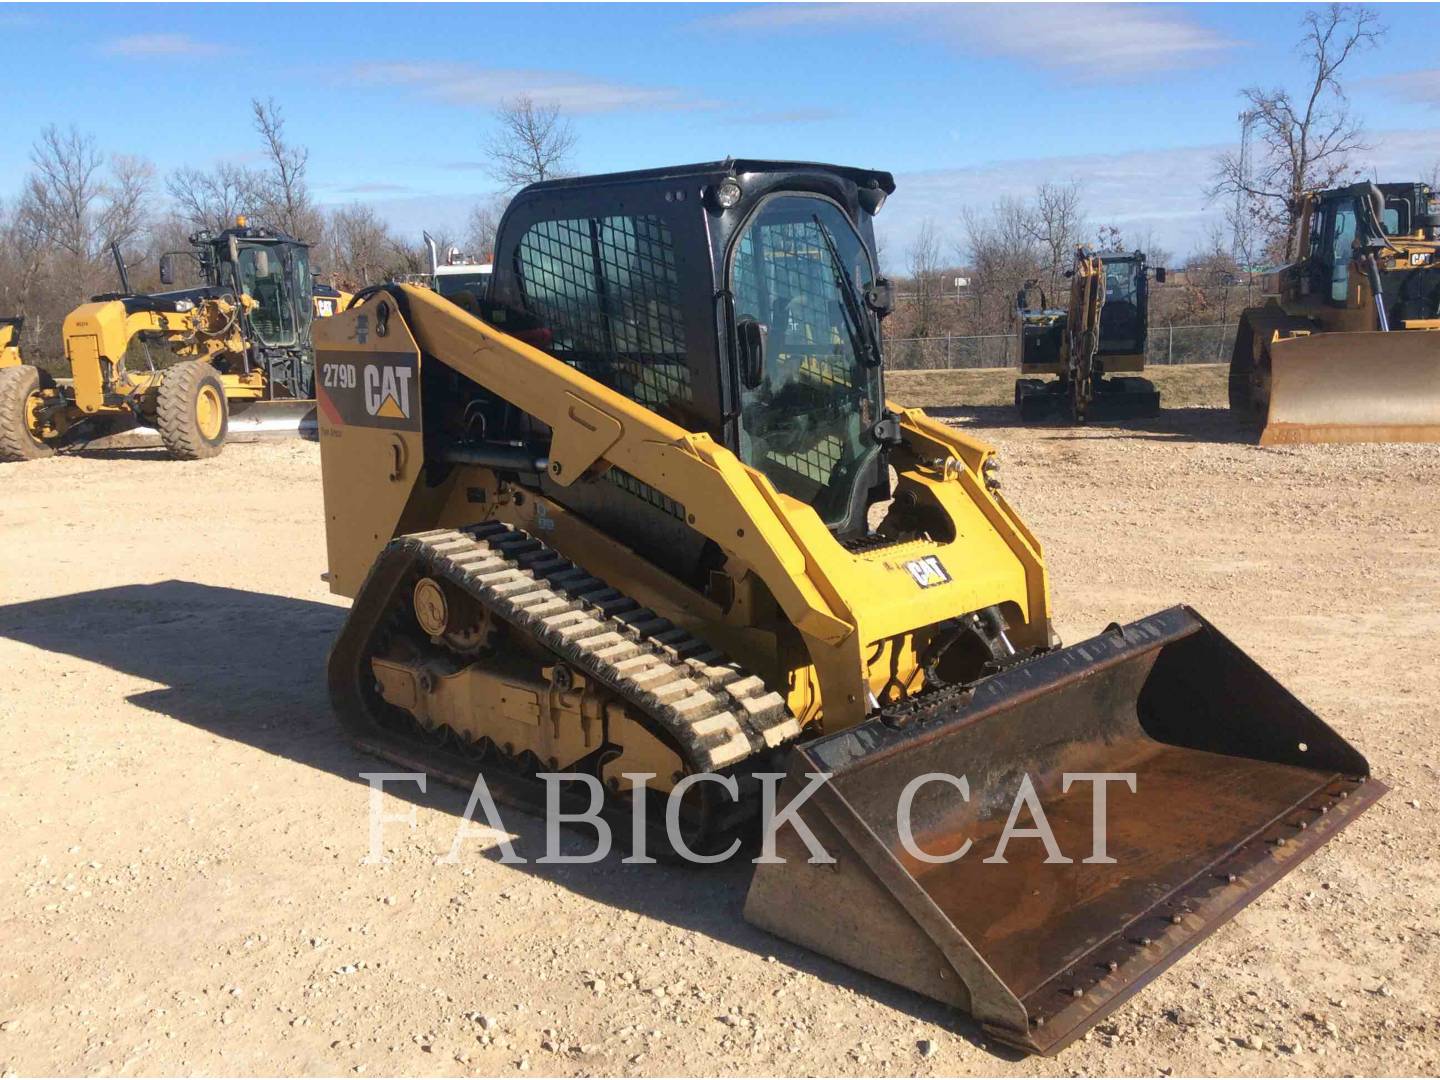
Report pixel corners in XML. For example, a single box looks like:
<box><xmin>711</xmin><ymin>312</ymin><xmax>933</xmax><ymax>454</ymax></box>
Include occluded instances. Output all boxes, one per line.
<box><xmin>737</xmin><ymin>318</ymin><xmax>768</xmax><ymax>389</ymax></box>
<box><xmin>1155</xmin><ymin>266</ymin><xmax>1167</xmax><ymax>284</ymax></box>
<box><xmin>159</xmin><ymin>254</ymin><xmax>174</xmax><ymax>286</ymax></box>
<box><xmin>865</xmin><ymin>276</ymin><xmax>895</xmax><ymax>318</ymax></box>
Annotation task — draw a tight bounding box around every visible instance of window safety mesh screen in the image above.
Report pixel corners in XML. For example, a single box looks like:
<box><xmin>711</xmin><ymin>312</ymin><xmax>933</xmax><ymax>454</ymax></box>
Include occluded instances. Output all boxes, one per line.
<box><xmin>516</xmin><ymin>215</ymin><xmax>691</xmax><ymax>410</ymax></box>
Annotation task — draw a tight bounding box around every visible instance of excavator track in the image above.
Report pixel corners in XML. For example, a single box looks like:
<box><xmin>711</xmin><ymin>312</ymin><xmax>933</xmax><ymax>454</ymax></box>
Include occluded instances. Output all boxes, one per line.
<box><xmin>329</xmin><ymin>521</ymin><xmax>804</xmax><ymax>849</ymax></box>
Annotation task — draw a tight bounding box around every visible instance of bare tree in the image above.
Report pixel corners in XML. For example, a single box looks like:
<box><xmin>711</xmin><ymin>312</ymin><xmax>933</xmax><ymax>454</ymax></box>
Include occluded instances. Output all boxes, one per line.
<box><xmin>167</xmin><ymin>162</ymin><xmax>259</xmax><ymax>233</ymax></box>
<box><xmin>487</xmin><ymin>96</ymin><xmax>577</xmax><ymax>191</ymax></box>
<box><xmin>1025</xmin><ymin>181</ymin><xmax>1086</xmax><ymax>300</ymax></box>
<box><xmin>465</xmin><ymin>194</ymin><xmax>507</xmax><ymax>260</ymax></box>
<box><xmin>22</xmin><ymin>126</ymin><xmax>108</xmax><ymax>260</ymax></box>
<box><xmin>1212</xmin><ymin>4</ymin><xmax>1385</xmax><ymax>251</ymax></box>
<box><xmin>907</xmin><ymin>219</ymin><xmax>944</xmax><ymax>338</ymax></box>
<box><xmin>325</xmin><ymin>203</ymin><xmax>399</xmax><ymax>288</ymax></box>
<box><xmin>250</xmin><ymin>98</ymin><xmax>322</xmax><ymax>239</ymax></box>
<box><xmin>961</xmin><ymin>195</ymin><xmax>1044</xmax><ymax>335</ymax></box>
<box><xmin>1428</xmin><ymin>161</ymin><xmax>1439</xmax><ymax>191</ymax></box>
<box><xmin>100</xmin><ymin>154</ymin><xmax>154</xmax><ymax>254</ymax></box>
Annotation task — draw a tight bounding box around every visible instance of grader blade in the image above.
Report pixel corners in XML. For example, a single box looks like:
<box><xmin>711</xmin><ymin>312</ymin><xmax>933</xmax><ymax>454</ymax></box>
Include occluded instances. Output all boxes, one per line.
<box><xmin>225</xmin><ymin>399</ymin><xmax>318</xmax><ymax>440</ymax></box>
<box><xmin>1262</xmin><ymin>330</ymin><xmax>1440</xmax><ymax>445</ymax></box>
<box><xmin>745</xmin><ymin>607</ymin><xmax>1383</xmax><ymax>1055</ymax></box>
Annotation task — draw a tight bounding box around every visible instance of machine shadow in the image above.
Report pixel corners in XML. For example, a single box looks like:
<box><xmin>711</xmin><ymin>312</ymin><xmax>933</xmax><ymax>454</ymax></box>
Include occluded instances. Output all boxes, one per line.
<box><xmin>925</xmin><ymin>403</ymin><xmax>1259</xmax><ymax>445</ymax></box>
<box><xmin>0</xmin><ymin>580</ymin><xmax>1001</xmax><ymax>1051</ymax></box>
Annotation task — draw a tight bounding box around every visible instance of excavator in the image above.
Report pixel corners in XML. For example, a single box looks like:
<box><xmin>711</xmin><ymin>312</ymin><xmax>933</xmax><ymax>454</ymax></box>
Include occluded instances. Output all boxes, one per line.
<box><xmin>1231</xmin><ymin>180</ymin><xmax>1440</xmax><ymax>444</ymax></box>
<box><xmin>314</xmin><ymin>160</ymin><xmax>1382</xmax><ymax>1054</ymax></box>
<box><xmin>0</xmin><ymin>219</ymin><xmax>347</xmax><ymax>461</ymax></box>
<box><xmin>1015</xmin><ymin>248</ymin><xmax>1164</xmax><ymax>421</ymax></box>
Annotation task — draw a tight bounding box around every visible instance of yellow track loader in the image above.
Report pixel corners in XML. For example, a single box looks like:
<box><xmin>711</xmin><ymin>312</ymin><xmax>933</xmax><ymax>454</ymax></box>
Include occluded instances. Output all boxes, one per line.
<box><xmin>1015</xmin><ymin>248</ymin><xmax>1164</xmax><ymax>421</ymax></box>
<box><xmin>1231</xmin><ymin>180</ymin><xmax>1440</xmax><ymax>444</ymax></box>
<box><xmin>315</xmin><ymin>161</ymin><xmax>1382</xmax><ymax>1055</ymax></box>
<box><xmin>0</xmin><ymin>221</ymin><xmax>349</xmax><ymax>461</ymax></box>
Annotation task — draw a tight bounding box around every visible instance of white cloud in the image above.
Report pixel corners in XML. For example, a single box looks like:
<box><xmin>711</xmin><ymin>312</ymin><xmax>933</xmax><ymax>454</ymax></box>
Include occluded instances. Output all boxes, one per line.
<box><xmin>1372</xmin><ymin>68</ymin><xmax>1440</xmax><ymax>107</ymax></box>
<box><xmin>708</xmin><ymin>3</ymin><xmax>1237</xmax><ymax>78</ymax></box>
<box><xmin>102</xmin><ymin>33</ymin><xmax>226</xmax><ymax>57</ymax></box>
<box><xmin>350</xmin><ymin>62</ymin><xmax>705</xmax><ymax>115</ymax></box>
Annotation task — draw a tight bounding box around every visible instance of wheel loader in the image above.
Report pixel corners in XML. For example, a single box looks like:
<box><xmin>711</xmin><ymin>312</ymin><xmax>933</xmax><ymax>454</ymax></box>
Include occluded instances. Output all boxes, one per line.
<box><xmin>315</xmin><ymin>160</ymin><xmax>1382</xmax><ymax>1055</ymax></box>
<box><xmin>1231</xmin><ymin>180</ymin><xmax>1440</xmax><ymax>444</ymax></box>
<box><xmin>0</xmin><ymin>220</ymin><xmax>349</xmax><ymax>462</ymax></box>
<box><xmin>1015</xmin><ymin>247</ymin><xmax>1164</xmax><ymax>421</ymax></box>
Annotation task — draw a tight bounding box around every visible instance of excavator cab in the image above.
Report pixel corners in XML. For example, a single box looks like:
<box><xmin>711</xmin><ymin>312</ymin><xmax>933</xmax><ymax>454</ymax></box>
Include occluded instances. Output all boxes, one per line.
<box><xmin>1015</xmin><ymin>249</ymin><xmax>1161</xmax><ymax>422</ymax></box>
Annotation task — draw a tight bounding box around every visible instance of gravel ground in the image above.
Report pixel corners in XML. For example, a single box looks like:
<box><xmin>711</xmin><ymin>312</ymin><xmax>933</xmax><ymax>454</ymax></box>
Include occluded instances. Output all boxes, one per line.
<box><xmin>1</xmin><ymin>372</ymin><xmax>1437</xmax><ymax>1076</ymax></box>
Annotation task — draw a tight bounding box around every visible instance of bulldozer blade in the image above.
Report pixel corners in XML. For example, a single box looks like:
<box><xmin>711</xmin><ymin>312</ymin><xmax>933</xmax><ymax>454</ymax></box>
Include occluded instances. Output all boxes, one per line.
<box><xmin>225</xmin><ymin>399</ymin><xmax>318</xmax><ymax>440</ymax></box>
<box><xmin>744</xmin><ymin>606</ymin><xmax>1383</xmax><ymax>1055</ymax></box>
<box><xmin>1262</xmin><ymin>330</ymin><xmax>1440</xmax><ymax>445</ymax></box>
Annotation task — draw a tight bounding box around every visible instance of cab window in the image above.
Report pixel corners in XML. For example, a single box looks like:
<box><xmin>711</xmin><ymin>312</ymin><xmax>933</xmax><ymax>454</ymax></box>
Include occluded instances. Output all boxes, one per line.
<box><xmin>1328</xmin><ymin>199</ymin><xmax>1357</xmax><ymax>304</ymax></box>
<box><xmin>239</xmin><ymin>244</ymin><xmax>298</xmax><ymax>346</ymax></box>
<box><xmin>514</xmin><ymin>214</ymin><xmax>691</xmax><ymax>414</ymax></box>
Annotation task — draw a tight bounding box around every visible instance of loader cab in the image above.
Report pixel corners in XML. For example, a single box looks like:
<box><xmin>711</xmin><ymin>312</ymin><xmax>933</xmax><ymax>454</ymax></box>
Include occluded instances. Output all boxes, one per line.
<box><xmin>487</xmin><ymin>159</ymin><xmax>896</xmax><ymax>538</ymax></box>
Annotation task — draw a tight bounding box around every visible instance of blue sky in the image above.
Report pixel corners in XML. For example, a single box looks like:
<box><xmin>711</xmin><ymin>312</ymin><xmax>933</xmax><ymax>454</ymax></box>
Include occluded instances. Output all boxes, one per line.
<box><xmin>2</xmin><ymin>2</ymin><xmax>1438</xmax><ymax>261</ymax></box>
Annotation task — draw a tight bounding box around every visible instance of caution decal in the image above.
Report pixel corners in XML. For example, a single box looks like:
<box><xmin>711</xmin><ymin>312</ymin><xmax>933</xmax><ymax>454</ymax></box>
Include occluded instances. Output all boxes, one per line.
<box><xmin>316</xmin><ymin>352</ymin><xmax>422</xmax><ymax>431</ymax></box>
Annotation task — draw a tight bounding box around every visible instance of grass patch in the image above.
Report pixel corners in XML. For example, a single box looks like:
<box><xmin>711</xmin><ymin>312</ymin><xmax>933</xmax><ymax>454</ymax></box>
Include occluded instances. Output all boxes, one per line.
<box><xmin>886</xmin><ymin>364</ymin><xmax>1229</xmax><ymax>411</ymax></box>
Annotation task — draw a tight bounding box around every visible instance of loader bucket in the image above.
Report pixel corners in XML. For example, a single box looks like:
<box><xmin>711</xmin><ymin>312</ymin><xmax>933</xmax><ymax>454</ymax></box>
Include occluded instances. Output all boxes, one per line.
<box><xmin>744</xmin><ymin>607</ymin><xmax>1383</xmax><ymax>1055</ymax></box>
<box><xmin>1262</xmin><ymin>330</ymin><xmax>1440</xmax><ymax>445</ymax></box>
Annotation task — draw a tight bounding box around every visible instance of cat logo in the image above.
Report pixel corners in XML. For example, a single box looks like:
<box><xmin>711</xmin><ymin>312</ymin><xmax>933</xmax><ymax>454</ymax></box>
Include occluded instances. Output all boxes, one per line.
<box><xmin>315</xmin><ymin>298</ymin><xmax>335</xmax><ymax>318</ymax></box>
<box><xmin>364</xmin><ymin>364</ymin><xmax>413</xmax><ymax>420</ymax></box>
<box><xmin>904</xmin><ymin>555</ymin><xmax>951</xmax><ymax>589</ymax></box>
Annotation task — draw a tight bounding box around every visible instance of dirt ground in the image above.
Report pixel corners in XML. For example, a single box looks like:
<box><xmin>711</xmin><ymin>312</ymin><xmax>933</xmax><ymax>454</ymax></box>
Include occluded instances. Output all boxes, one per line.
<box><xmin>2</xmin><ymin>366</ymin><xmax>1438</xmax><ymax>1077</ymax></box>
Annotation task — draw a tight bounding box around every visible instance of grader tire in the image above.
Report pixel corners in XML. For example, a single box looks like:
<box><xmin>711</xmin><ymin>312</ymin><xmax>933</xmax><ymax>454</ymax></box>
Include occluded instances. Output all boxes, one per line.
<box><xmin>156</xmin><ymin>360</ymin><xmax>228</xmax><ymax>460</ymax></box>
<box><xmin>0</xmin><ymin>364</ymin><xmax>55</xmax><ymax>462</ymax></box>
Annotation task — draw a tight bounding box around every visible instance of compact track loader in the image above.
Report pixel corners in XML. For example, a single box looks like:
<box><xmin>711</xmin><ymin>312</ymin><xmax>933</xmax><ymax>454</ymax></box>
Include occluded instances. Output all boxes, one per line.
<box><xmin>0</xmin><ymin>221</ymin><xmax>348</xmax><ymax>461</ymax></box>
<box><xmin>1231</xmin><ymin>180</ymin><xmax>1440</xmax><ymax>444</ymax></box>
<box><xmin>316</xmin><ymin>161</ymin><xmax>1382</xmax><ymax>1054</ymax></box>
<box><xmin>1015</xmin><ymin>248</ymin><xmax>1164</xmax><ymax>421</ymax></box>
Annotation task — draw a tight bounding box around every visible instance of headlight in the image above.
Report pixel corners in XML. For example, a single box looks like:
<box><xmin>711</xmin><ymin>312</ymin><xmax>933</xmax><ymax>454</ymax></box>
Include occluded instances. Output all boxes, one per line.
<box><xmin>712</xmin><ymin>178</ymin><xmax>743</xmax><ymax>210</ymax></box>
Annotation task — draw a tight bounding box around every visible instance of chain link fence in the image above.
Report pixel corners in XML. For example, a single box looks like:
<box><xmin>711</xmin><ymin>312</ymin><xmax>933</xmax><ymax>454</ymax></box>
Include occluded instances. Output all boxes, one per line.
<box><xmin>884</xmin><ymin>324</ymin><xmax>1239</xmax><ymax>371</ymax></box>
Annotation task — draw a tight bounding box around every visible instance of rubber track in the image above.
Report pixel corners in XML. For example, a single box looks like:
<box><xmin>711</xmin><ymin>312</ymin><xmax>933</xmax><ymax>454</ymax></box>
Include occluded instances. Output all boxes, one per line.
<box><xmin>396</xmin><ymin>523</ymin><xmax>803</xmax><ymax>772</ymax></box>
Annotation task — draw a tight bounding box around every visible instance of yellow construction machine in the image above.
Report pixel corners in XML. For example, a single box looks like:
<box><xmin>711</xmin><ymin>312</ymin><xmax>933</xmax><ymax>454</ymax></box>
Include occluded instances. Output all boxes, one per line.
<box><xmin>0</xmin><ymin>317</ymin><xmax>21</xmax><ymax>367</ymax></box>
<box><xmin>1015</xmin><ymin>247</ymin><xmax>1164</xmax><ymax>421</ymax></box>
<box><xmin>315</xmin><ymin>161</ymin><xmax>1382</xmax><ymax>1054</ymax></box>
<box><xmin>0</xmin><ymin>221</ymin><xmax>348</xmax><ymax>461</ymax></box>
<box><xmin>1231</xmin><ymin>180</ymin><xmax>1440</xmax><ymax>444</ymax></box>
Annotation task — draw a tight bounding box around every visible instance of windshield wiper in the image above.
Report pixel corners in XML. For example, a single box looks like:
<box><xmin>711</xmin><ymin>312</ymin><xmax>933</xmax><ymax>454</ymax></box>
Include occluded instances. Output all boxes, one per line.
<box><xmin>812</xmin><ymin>214</ymin><xmax>881</xmax><ymax>367</ymax></box>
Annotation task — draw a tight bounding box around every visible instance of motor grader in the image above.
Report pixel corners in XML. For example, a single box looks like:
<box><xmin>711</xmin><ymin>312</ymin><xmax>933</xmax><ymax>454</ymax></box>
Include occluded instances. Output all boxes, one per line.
<box><xmin>0</xmin><ymin>317</ymin><xmax>21</xmax><ymax>367</ymax></box>
<box><xmin>1231</xmin><ymin>180</ymin><xmax>1440</xmax><ymax>444</ymax></box>
<box><xmin>315</xmin><ymin>160</ymin><xmax>1382</xmax><ymax>1054</ymax></box>
<box><xmin>1015</xmin><ymin>247</ymin><xmax>1164</xmax><ymax>421</ymax></box>
<box><xmin>0</xmin><ymin>220</ymin><xmax>347</xmax><ymax>461</ymax></box>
